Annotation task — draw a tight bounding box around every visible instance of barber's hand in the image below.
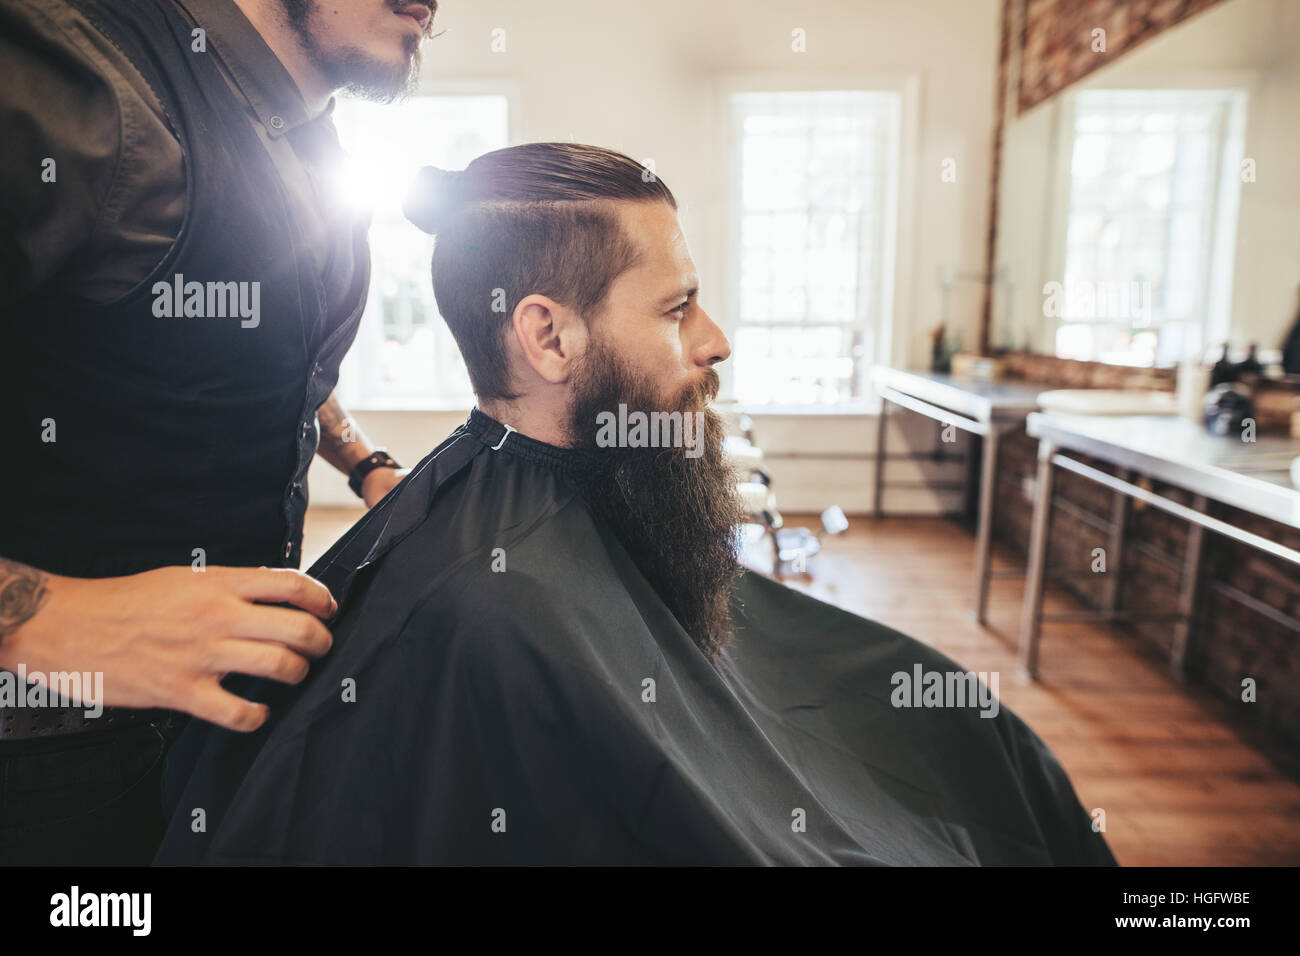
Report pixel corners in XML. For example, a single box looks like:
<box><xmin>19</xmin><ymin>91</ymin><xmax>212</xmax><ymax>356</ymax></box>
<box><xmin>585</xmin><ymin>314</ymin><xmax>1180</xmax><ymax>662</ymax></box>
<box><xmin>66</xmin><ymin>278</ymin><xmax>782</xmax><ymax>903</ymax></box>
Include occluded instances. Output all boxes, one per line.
<box><xmin>361</xmin><ymin>466</ymin><xmax>410</xmax><ymax>508</ymax></box>
<box><xmin>0</xmin><ymin>566</ymin><xmax>336</xmax><ymax>732</ymax></box>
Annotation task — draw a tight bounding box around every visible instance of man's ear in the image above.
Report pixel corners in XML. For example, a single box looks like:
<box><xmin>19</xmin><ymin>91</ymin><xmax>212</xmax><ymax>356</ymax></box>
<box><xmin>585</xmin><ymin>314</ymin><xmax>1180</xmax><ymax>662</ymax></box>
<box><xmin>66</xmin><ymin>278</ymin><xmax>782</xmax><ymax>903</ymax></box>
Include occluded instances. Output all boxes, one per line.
<box><xmin>511</xmin><ymin>294</ymin><xmax>587</xmax><ymax>385</ymax></box>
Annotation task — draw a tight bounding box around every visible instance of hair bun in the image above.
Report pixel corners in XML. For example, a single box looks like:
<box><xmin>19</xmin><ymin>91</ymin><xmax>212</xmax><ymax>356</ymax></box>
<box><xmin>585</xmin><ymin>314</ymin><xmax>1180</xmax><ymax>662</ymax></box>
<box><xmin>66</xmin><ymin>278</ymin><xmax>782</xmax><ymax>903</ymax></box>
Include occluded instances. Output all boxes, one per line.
<box><xmin>403</xmin><ymin>165</ymin><xmax>462</xmax><ymax>234</ymax></box>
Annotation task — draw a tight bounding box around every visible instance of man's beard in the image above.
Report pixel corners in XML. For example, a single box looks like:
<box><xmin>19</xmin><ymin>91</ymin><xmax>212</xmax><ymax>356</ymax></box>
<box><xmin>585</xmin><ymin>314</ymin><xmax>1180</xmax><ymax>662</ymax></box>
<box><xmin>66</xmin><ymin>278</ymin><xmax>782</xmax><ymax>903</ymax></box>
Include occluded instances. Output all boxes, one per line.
<box><xmin>280</xmin><ymin>0</ymin><xmax>426</xmax><ymax>103</ymax></box>
<box><xmin>566</xmin><ymin>338</ymin><xmax>746</xmax><ymax>662</ymax></box>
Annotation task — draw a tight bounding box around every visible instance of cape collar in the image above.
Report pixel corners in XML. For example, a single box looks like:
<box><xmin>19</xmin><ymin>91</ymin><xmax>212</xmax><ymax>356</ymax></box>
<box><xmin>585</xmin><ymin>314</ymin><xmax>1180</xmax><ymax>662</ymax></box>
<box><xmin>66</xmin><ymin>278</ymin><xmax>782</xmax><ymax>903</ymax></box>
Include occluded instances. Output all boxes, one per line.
<box><xmin>464</xmin><ymin>407</ymin><xmax>599</xmax><ymax>477</ymax></box>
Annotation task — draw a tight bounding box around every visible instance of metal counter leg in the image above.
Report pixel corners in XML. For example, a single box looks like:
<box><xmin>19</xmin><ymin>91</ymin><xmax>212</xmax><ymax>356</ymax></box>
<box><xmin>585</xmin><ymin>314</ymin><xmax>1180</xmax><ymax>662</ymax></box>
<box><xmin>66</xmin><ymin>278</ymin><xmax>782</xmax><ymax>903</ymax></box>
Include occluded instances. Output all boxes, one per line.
<box><xmin>1101</xmin><ymin>470</ymin><xmax>1132</xmax><ymax>621</ymax></box>
<box><xmin>1170</xmin><ymin>494</ymin><xmax>1207</xmax><ymax>681</ymax></box>
<box><xmin>973</xmin><ymin>427</ymin><xmax>999</xmax><ymax>626</ymax></box>
<box><xmin>1019</xmin><ymin>440</ymin><xmax>1057</xmax><ymax>678</ymax></box>
<box><xmin>873</xmin><ymin>397</ymin><xmax>889</xmax><ymax>519</ymax></box>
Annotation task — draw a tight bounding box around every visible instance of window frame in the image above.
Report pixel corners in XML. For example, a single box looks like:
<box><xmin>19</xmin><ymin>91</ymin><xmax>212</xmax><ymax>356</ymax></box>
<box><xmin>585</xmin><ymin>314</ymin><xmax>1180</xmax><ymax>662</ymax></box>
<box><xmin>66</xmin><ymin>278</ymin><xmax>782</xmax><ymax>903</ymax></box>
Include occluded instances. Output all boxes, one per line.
<box><xmin>1046</xmin><ymin>73</ymin><xmax>1254</xmax><ymax>366</ymax></box>
<box><xmin>716</xmin><ymin>73</ymin><xmax>919</xmax><ymax>413</ymax></box>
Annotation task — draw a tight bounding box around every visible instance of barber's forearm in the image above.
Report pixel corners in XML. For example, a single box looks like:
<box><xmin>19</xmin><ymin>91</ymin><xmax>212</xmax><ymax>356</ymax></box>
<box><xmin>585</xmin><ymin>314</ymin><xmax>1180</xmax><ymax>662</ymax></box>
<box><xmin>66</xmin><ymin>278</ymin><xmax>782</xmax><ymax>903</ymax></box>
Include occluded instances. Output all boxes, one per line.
<box><xmin>0</xmin><ymin>555</ymin><xmax>51</xmax><ymax>649</ymax></box>
<box><xmin>314</xmin><ymin>391</ymin><xmax>376</xmax><ymax>475</ymax></box>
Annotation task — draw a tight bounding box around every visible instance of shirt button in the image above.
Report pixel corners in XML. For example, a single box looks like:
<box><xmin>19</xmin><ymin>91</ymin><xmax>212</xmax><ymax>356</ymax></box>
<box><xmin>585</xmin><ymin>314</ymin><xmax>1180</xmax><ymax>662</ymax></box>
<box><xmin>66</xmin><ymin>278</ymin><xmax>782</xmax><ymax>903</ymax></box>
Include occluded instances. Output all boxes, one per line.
<box><xmin>283</xmin><ymin>541</ymin><xmax>293</xmax><ymax>559</ymax></box>
<box><xmin>269</xmin><ymin>114</ymin><xmax>285</xmax><ymax>130</ymax></box>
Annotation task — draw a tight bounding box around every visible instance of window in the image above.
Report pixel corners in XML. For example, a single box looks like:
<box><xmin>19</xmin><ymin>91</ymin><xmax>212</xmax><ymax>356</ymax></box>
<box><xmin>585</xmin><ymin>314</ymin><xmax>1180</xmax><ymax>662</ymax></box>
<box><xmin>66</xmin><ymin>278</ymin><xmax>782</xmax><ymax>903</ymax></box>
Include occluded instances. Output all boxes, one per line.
<box><xmin>1056</xmin><ymin>89</ymin><xmax>1245</xmax><ymax>366</ymax></box>
<box><xmin>331</xmin><ymin>93</ymin><xmax>510</xmax><ymax>409</ymax></box>
<box><xmin>728</xmin><ymin>90</ymin><xmax>900</xmax><ymax>407</ymax></box>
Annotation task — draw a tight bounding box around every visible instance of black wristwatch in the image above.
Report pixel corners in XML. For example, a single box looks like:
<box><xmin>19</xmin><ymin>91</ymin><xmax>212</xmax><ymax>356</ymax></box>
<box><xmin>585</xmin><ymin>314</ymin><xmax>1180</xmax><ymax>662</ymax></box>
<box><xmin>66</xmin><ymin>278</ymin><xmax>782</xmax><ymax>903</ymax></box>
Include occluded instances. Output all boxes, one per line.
<box><xmin>348</xmin><ymin>450</ymin><xmax>402</xmax><ymax>498</ymax></box>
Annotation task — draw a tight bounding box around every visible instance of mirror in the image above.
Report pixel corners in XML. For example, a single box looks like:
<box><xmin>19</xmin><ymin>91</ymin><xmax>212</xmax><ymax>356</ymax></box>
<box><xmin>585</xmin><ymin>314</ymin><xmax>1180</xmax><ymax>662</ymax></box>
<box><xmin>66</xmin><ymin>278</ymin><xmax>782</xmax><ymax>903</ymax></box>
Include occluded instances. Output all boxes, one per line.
<box><xmin>991</xmin><ymin>0</ymin><xmax>1300</xmax><ymax>371</ymax></box>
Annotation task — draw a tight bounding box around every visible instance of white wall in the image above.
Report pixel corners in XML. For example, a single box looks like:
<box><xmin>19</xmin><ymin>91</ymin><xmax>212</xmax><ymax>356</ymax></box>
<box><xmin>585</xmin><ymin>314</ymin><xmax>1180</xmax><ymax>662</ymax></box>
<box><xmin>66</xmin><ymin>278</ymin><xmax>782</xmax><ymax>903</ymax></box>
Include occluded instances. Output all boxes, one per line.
<box><xmin>311</xmin><ymin>0</ymin><xmax>1002</xmax><ymax>513</ymax></box>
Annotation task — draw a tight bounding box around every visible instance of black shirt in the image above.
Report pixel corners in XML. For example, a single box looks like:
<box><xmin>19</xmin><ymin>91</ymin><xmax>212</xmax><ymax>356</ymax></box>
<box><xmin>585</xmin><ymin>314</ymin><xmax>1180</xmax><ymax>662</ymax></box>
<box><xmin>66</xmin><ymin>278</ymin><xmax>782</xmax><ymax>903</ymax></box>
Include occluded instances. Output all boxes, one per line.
<box><xmin>0</xmin><ymin>0</ymin><xmax>345</xmax><ymax>301</ymax></box>
<box><xmin>0</xmin><ymin>0</ymin><xmax>371</xmax><ymax>576</ymax></box>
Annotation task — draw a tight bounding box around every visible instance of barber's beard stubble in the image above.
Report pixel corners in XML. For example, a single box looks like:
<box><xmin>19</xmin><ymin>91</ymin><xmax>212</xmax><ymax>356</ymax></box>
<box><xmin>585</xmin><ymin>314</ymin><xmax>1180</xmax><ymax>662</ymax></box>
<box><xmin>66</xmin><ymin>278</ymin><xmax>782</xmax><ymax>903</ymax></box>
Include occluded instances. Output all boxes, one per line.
<box><xmin>280</xmin><ymin>0</ymin><xmax>426</xmax><ymax>102</ymax></box>
<box><xmin>567</xmin><ymin>340</ymin><xmax>746</xmax><ymax>662</ymax></box>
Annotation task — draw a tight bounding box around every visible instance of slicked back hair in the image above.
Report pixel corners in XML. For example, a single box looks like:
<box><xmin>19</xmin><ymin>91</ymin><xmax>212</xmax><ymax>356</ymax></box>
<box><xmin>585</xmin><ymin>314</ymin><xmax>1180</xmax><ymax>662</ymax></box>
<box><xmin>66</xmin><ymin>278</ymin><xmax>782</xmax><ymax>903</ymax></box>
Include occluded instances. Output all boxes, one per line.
<box><xmin>405</xmin><ymin>143</ymin><xmax>677</xmax><ymax>401</ymax></box>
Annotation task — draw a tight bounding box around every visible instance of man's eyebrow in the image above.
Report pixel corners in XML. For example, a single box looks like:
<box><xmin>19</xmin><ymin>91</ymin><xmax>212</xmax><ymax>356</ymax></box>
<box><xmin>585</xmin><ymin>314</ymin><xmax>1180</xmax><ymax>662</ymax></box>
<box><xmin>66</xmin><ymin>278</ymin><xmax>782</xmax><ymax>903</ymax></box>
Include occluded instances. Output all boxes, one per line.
<box><xmin>656</xmin><ymin>286</ymin><xmax>699</xmax><ymax>308</ymax></box>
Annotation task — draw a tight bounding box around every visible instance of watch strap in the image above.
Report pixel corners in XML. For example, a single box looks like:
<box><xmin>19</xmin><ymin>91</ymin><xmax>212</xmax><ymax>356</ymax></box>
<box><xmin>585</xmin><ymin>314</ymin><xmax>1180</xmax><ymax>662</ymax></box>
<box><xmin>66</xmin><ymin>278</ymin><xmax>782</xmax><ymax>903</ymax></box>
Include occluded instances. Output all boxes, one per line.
<box><xmin>348</xmin><ymin>450</ymin><xmax>401</xmax><ymax>498</ymax></box>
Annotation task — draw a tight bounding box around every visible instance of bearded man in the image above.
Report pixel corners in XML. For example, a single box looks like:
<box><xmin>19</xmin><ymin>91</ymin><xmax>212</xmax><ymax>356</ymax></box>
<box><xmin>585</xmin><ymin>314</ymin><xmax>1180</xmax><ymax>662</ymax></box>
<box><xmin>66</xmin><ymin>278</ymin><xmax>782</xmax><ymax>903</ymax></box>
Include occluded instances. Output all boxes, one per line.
<box><xmin>154</xmin><ymin>143</ymin><xmax>1116</xmax><ymax>866</ymax></box>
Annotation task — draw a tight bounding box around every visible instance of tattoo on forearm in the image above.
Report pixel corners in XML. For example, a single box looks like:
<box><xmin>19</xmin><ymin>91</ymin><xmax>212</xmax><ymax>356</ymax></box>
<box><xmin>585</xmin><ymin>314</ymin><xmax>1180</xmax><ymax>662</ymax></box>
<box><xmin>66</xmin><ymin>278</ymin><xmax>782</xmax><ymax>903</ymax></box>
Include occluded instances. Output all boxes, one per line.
<box><xmin>317</xmin><ymin>394</ymin><xmax>349</xmax><ymax>447</ymax></box>
<box><xmin>0</xmin><ymin>557</ymin><xmax>49</xmax><ymax>642</ymax></box>
<box><xmin>316</xmin><ymin>393</ymin><xmax>370</xmax><ymax>469</ymax></box>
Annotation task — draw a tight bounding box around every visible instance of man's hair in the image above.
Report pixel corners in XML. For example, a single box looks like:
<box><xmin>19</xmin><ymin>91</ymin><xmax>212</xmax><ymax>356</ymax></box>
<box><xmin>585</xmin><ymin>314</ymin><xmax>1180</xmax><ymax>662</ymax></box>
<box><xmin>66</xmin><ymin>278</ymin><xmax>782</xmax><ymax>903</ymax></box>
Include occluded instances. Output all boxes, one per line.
<box><xmin>404</xmin><ymin>143</ymin><xmax>677</xmax><ymax>400</ymax></box>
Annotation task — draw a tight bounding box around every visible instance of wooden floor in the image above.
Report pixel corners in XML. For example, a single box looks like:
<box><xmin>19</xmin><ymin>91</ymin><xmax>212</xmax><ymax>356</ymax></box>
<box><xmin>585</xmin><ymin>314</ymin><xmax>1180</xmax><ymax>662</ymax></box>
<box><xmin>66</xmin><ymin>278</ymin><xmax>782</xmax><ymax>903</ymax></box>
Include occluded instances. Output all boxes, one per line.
<box><xmin>304</xmin><ymin>505</ymin><xmax>1300</xmax><ymax>866</ymax></box>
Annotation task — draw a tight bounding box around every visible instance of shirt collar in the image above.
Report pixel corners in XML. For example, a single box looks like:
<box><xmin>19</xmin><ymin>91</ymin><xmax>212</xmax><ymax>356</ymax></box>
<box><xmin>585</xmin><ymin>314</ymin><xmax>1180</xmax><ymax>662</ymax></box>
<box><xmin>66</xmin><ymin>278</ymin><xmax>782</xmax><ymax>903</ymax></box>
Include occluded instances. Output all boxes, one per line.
<box><xmin>174</xmin><ymin>0</ymin><xmax>333</xmax><ymax>138</ymax></box>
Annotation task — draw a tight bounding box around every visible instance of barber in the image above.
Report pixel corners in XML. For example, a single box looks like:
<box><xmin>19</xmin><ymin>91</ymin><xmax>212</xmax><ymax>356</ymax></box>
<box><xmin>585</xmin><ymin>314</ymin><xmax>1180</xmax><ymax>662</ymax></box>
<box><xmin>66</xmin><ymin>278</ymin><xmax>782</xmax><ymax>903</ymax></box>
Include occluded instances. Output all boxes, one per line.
<box><xmin>0</xmin><ymin>0</ymin><xmax>436</xmax><ymax>864</ymax></box>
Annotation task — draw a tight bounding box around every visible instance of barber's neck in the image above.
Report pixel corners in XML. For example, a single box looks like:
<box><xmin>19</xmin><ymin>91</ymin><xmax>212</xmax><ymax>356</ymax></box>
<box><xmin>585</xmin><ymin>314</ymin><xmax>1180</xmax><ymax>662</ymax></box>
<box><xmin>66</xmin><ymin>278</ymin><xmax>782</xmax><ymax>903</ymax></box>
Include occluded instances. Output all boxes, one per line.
<box><xmin>233</xmin><ymin>0</ymin><xmax>336</xmax><ymax>114</ymax></box>
<box><xmin>478</xmin><ymin>392</ymin><xmax>574</xmax><ymax>450</ymax></box>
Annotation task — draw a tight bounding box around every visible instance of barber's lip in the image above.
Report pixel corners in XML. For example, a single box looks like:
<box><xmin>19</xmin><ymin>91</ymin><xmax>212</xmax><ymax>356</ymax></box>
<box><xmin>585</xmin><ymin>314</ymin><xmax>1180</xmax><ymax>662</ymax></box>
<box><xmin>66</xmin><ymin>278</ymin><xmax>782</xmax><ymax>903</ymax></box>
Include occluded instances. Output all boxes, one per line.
<box><xmin>394</xmin><ymin>4</ymin><xmax>431</xmax><ymax>30</ymax></box>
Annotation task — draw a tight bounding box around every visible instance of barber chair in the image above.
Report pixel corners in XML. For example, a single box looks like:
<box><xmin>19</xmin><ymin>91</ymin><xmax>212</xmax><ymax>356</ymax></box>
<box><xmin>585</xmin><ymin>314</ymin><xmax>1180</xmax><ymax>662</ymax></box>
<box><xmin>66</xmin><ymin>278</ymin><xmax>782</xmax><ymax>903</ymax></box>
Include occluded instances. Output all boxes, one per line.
<box><xmin>721</xmin><ymin>410</ymin><xmax>848</xmax><ymax>579</ymax></box>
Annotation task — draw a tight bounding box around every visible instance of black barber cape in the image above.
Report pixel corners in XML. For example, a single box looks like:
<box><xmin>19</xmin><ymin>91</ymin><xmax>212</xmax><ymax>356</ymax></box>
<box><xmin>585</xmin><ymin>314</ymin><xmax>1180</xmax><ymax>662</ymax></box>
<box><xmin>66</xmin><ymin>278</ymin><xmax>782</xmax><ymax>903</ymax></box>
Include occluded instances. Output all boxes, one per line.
<box><xmin>155</xmin><ymin>409</ymin><xmax>1116</xmax><ymax>866</ymax></box>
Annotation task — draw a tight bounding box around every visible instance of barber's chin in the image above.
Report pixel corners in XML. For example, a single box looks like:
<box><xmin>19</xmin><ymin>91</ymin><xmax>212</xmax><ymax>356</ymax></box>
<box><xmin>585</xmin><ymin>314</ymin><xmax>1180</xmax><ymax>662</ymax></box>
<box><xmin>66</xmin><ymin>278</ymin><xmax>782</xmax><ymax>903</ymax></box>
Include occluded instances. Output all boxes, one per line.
<box><xmin>373</xmin><ymin>30</ymin><xmax>420</xmax><ymax>63</ymax></box>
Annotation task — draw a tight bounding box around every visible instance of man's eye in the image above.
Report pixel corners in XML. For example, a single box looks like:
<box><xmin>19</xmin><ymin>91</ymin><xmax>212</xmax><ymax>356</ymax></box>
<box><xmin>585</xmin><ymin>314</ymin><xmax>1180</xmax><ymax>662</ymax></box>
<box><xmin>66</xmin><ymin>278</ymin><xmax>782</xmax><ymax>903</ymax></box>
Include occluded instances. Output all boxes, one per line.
<box><xmin>667</xmin><ymin>301</ymin><xmax>688</xmax><ymax>317</ymax></box>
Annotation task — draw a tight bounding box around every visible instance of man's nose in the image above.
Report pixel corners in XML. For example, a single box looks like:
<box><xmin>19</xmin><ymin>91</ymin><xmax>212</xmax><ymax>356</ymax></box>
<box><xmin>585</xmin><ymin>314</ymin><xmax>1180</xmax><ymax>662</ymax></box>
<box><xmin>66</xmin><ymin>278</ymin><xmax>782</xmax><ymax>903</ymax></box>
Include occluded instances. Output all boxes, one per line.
<box><xmin>693</xmin><ymin>308</ymin><xmax>731</xmax><ymax>367</ymax></box>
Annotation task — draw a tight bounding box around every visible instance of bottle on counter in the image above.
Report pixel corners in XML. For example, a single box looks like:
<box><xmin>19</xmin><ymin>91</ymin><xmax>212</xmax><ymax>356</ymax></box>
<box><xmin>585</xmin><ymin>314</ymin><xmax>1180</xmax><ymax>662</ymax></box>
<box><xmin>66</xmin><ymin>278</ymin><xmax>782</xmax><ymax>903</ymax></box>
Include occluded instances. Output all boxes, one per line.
<box><xmin>1281</xmin><ymin>285</ymin><xmax>1300</xmax><ymax>375</ymax></box>
<box><xmin>1209</xmin><ymin>343</ymin><xmax>1237</xmax><ymax>387</ymax></box>
<box><xmin>1235</xmin><ymin>343</ymin><xmax>1264</xmax><ymax>379</ymax></box>
<box><xmin>1177</xmin><ymin>359</ymin><xmax>1212</xmax><ymax>421</ymax></box>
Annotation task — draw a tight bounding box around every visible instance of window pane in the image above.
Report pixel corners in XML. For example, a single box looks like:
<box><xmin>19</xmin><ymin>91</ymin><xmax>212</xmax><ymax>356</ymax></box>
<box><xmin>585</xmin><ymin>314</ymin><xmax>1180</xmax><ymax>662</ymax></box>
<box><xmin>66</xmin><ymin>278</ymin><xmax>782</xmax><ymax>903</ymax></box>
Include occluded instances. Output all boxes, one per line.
<box><xmin>332</xmin><ymin>95</ymin><xmax>509</xmax><ymax>409</ymax></box>
<box><xmin>731</xmin><ymin>90</ymin><xmax>896</xmax><ymax>405</ymax></box>
<box><xmin>734</xmin><ymin>325</ymin><xmax>863</xmax><ymax>405</ymax></box>
<box><xmin>1058</xmin><ymin>89</ymin><xmax>1241</xmax><ymax>365</ymax></box>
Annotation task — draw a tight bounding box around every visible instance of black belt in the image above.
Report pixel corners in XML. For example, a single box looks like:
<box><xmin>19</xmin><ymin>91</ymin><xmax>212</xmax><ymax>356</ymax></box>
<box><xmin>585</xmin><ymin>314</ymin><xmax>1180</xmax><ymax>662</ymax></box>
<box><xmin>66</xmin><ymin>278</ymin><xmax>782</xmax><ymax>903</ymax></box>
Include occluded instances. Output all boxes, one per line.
<box><xmin>0</xmin><ymin>702</ymin><xmax>169</xmax><ymax>742</ymax></box>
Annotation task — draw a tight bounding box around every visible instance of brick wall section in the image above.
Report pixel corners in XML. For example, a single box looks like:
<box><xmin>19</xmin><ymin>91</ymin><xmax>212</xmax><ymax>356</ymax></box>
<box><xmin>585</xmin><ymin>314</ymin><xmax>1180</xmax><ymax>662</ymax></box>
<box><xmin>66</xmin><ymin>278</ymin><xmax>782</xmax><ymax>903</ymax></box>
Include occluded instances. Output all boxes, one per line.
<box><xmin>993</xmin><ymin>426</ymin><xmax>1300</xmax><ymax>775</ymax></box>
<box><xmin>1198</xmin><ymin>513</ymin><xmax>1300</xmax><ymax>753</ymax></box>
<box><xmin>1018</xmin><ymin>0</ymin><xmax>1228</xmax><ymax>112</ymax></box>
<box><xmin>992</xmin><ymin>348</ymin><xmax>1298</xmax><ymax>424</ymax></box>
<box><xmin>998</xmin><ymin>351</ymin><xmax>1175</xmax><ymax>390</ymax></box>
